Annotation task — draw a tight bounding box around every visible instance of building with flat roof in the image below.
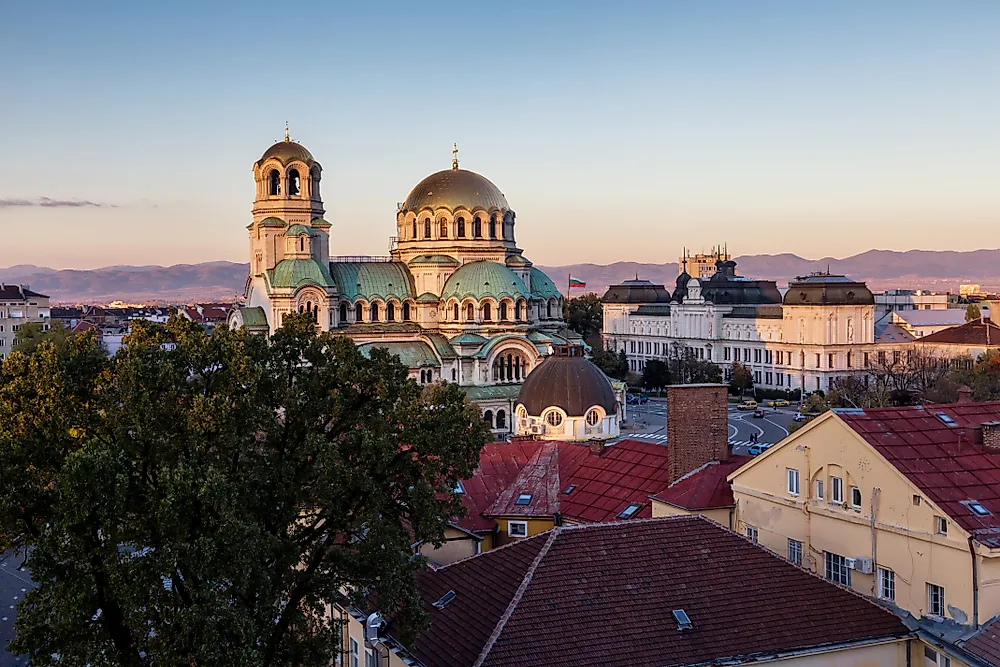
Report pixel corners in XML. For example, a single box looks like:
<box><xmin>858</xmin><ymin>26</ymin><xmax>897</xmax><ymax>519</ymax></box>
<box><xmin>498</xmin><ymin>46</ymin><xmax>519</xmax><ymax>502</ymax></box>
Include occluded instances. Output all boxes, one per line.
<box><xmin>0</xmin><ymin>284</ymin><xmax>50</xmax><ymax>360</ymax></box>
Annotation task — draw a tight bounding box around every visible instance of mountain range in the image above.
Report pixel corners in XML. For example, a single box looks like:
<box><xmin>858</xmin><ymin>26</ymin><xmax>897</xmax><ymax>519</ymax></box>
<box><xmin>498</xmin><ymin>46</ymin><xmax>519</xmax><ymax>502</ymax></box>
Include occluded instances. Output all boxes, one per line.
<box><xmin>2</xmin><ymin>249</ymin><xmax>998</xmax><ymax>304</ymax></box>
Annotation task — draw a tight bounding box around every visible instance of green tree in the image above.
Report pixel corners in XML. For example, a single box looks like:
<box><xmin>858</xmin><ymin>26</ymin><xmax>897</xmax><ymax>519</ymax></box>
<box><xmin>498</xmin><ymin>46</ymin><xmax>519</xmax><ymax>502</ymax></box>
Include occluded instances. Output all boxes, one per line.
<box><xmin>13</xmin><ymin>319</ymin><xmax>72</xmax><ymax>356</ymax></box>
<box><xmin>729</xmin><ymin>362</ymin><xmax>753</xmax><ymax>396</ymax></box>
<box><xmin>0</xmin><ymin>314</ymin><xmax>490</xmax><ymax>666</ymax></box>
<box><xmin>966</xmin><ymin>303</ymin><xmax>982</xmax><ymax>322</ymax></box>
<box><xmin>592</xmin><ymin>347</ymin><xmax>628</xmax><ymax>380</ymax></box>
<box><xmin>955</xmin><ymin>349</ymin><xmax>1000</xmax><ymax>401</ymax></box>
<box><xmin>563</xmin><ymin>293</ymin><xmax>603</xmax><ymax>344</ymax></box>
<box><xmin>642</xmin><ymin>359</ymin><xmax>671</xmax><ymax>391</ymax></box>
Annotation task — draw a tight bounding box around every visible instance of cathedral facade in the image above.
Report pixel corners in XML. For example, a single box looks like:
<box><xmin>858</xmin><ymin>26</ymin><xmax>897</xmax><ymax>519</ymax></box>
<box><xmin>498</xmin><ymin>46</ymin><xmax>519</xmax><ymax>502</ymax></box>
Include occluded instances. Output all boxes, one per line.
<box><xmin>229</xmin><ymin>136</ymin><xmax>577</xmax><ymax>433</ymax></box>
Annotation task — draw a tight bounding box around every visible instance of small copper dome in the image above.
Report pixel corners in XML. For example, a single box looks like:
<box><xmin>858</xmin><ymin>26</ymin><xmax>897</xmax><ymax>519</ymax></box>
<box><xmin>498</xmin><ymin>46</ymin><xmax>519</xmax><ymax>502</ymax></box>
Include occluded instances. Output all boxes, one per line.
<box><xmin>402</xmin><ymin>168</ymin><xmax>509</xmax><ymax>213</ymax></box>
<box><xmin>518</xmin><ymin>355</ymin><xmax>618</xmax><ymax>417</ymax></box>
<box><xmin>258</xmin><ymin>140</ymin><xmax>316</xmax><ymax>165</ymax></box>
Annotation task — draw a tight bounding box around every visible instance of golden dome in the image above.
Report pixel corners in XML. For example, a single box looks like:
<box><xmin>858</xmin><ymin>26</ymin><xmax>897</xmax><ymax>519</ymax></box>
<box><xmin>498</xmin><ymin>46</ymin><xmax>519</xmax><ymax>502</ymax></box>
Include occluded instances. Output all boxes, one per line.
<box><xmin>257</xmin><ymin>140</ymin><xmax>315</xmax><ymax>166</ymax></box>
<box><xmin>402</xmin><ymin>168</ymin><xmax>509</xmax><ymax>213</ymax></box>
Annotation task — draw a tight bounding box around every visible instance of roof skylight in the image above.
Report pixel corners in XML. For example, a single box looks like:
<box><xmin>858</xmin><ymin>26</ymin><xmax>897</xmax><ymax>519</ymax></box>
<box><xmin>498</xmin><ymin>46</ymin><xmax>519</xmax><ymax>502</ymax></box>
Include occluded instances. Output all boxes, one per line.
<box><xmin>968</xmin><ymin>501</ymin><xmax>991</xmax><ymax>516</ymax></box>
<box><xmin>672</xmin><ymin>608</ymin><xmax>693</xmax><ymax>631</ymax></box>
<box><xmin>454</xmin><ymin>480</ymin><xmax>465</xmax><ymax>494</ymax></box>
<box><xmin>618</xmin><ymin>503</ymin><xmax>641</xmax><ymax>519</ymax></box>
<box><xmin>563</xmin><ymin>484</ymin><xmax>576</xmax><ymax>495</ymax></box>
<box><xmin>432</xmin><ymin>590</ymin><xmax>457</xmax><ymax>609</ymax></box>
<box><xmin>936</xmin><ymin>413</ymin><xmax>956</xmax><ymax>425</ymax></box>
<box><xmin>515</xmin><ymin>493</ymin><xmax>533</xmax><ymax>505</ymax></box>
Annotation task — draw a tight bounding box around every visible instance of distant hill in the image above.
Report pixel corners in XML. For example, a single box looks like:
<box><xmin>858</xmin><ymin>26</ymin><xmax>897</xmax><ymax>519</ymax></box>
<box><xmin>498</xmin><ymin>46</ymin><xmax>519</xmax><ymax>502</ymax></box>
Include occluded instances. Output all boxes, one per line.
<box><xmin>3</xmin><ymin>249</ymin><xmax>999</xmax><ymax>304</ymax></box>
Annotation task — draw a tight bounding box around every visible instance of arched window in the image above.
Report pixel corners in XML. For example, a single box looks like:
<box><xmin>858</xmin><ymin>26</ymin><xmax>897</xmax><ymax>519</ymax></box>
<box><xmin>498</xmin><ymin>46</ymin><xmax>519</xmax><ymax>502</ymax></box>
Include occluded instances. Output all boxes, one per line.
<box><xmin>312</xmin><ymin>304</ymin><xmax>318</xmax><ymax>322</ymax></box>
<box><xmin>269</xmin><ymin>170</ymin><xmax>281</xmax><ymax>195</ymax></box>
<box><xmin>483</xmin><ymin>302</ymin><xmax>492</xmax><ymax>321</ymax></box>
<box><xmin>288</xmin><ymin>169</ymin><xmax>300</xmax><ymax>196</ymax></box>
<box><xmin>586</xmin><ymin>409</ymin><xmax>601</xmax><ymax>426</ymax></box>
<box><xmin>310</xmin><ymin>166</ymin><xmax>320</xmax><ymax>197</ymax></box>
<box><xmin>499</xmin><ymin>302</ymin><xmax>508</xmax><ymax>321</ymax></box>
<box><xmin>403</xmin><ymin>302</ymin><xmax>411</xmax><ymax>321</ymax></box>
<box><xmin>546</xmin><ymin>301</ymin><xmax>553</xmax><ymax>318</ymax></box>
<box><xmin>545</xmin><ymin>411</ymin><xmax>563</xmax><ymax>427</ymax></box>
<box><xmin>411</xmin><ymin>220</ymin><xmax>417</xmax><ymax>239</ymax></box>
<box><xmin>457</xmin><ymin>217</ymin><xmax>465</xmax><ymax>237</ymax></box>
<box><xmin>440</xmin><ymin>219</ymin><xmax>448</xmax><ymax>238</ymax></box>
<box><xmin>496</xmin><ymin>410</ymin><xmax>506</xmax><ymax>429</ymax></box>
<box><xmin>424</xmin><ymin>219</ymin><xmax>431</xmax><ymax>239</ymax></box>
<box><xmin>339</xmin><ymin>302</ymin><xmax>348</xmax><ymax>324</ymax></box>
<box><xmin>370</xmin><ymin>302</ymin><xmax>380</xmax><ymax>322</ymax></box>
<box><xmin>473</xmin><ymin>218</ymin><xmax>482</xmax><ymax>238</ymax></box>
<box><xmin>466</xmin><ymin>303</ymin><xmax>475</xmax><ymax>321</ymax></box>
<box><xmin>453</xmin><ymin>303</ymin><xmax>459</xmax><ymax>321</ymax></box>
<box><xmin>483</xmin><ymin>410</ymin><xmax>494</xmax><ymax>427</ymax></box>
<box><xmin>355</xmin><ymin>302</ymin><xmax>363</xmax><ymax>322</ymax></box>
<box><xmin>489</xmin><ymin>216</ymin><xmax>497</xmax><ymax>239</ymax></box>
<box><xmin>387</xmin><ymin>302</ymin><xmax>395</xmax><ymax>322</ymax></box>
<box><xmin>298</xmin><ymin>237</ymin><xmax>304</xmax><ymax>252</ymax></box>
<box><xmin>516</xmin><ymin>300</ymin><xmax>523</xmax><ymax>321</ymax></box>
<box><xmin>516</xmin><ymin>405</ymin><xmax>527</xmax><ymax>420</ymax></box>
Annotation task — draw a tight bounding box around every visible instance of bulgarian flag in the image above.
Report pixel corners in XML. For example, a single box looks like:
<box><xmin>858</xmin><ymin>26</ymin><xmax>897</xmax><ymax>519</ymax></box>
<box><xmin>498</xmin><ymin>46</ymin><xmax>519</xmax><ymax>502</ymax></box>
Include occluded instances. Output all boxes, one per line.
<box><xmin>568</xmin><ymin>276</ymin><xmax>586</xmax><ymax>289</ymax></box>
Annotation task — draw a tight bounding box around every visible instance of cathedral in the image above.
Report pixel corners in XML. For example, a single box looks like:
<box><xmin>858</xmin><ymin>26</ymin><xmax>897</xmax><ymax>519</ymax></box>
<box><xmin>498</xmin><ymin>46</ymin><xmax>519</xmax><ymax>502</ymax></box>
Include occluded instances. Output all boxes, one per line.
<box><xmin>228</xmin><ymin>133</ymin><xmax>581</xmax><ymax>434</ymax></box>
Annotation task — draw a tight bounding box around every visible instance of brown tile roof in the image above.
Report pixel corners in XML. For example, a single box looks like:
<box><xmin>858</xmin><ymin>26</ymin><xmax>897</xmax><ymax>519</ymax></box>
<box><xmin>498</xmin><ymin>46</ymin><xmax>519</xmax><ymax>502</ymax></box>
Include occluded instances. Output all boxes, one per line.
<box><xmin>917</xmin><ymin>319</ymin><xmax>1000</xmax><ymax>345</ymax></box>
<box><xmin>0</xmin><ymin>284</ymin><xmax>47</xmax><ymax>300</ymax></box>
<box><xmin>651</xmin><ymin>455</ymin><xmax>751</xmax><ymax>510</ymax></box>
<box><xmin>398</xmin><ymin>517</ymin><xmax>909</xmax><ymax>667</ymax></box>
<box><xmin>962</xmin><ymin>615</ymin><xmax>1000</xmax><ymax>665</ymax></box>
<box><xmin>837</xmin><ymin>402</ymin><xmax>1000</xmax><ymax>546</ymax></box>
<box><xmin>462</xmin><ymin>440</ymin><xmax>674</xmax><ymax>526</ymax></box>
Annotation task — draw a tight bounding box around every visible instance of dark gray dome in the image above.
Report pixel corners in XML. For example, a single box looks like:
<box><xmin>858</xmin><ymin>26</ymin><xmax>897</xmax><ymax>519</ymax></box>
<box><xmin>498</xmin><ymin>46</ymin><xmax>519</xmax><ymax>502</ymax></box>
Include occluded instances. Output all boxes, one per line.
<box><xmin>517</xmin><ymin>356</ymin><xmax>618</xmax><ymax>417</ymax></box>
<box><xmin>602</xmin><ymin>279</ymin><xmax>671</xmax><ymax>304</ymax></box>
<box><xmin>783</xmin><ymin>274</ymin><xmax>874</xmax><ymax>306</ymax></box>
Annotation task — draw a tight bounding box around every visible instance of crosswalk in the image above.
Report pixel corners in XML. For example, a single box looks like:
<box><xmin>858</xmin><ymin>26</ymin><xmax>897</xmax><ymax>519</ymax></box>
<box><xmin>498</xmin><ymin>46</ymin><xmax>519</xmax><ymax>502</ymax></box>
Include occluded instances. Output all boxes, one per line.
<box><xmin>628</xmin><ymin>433</ymin><xmax>774</xmax><ymax>449</ymax></box>
<box><xmin>729</xmin><ymin>439</ymin><xmax>774</xmax><ymax>450</ymax></box>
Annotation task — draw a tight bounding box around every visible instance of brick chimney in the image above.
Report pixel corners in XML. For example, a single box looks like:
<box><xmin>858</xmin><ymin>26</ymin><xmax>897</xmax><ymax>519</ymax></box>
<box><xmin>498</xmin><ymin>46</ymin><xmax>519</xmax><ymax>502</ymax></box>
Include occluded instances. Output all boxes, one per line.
<box><xmin>958</xmin><ymin>386</ymin><xmax>974</xmax><ymax>404</ymax></box>
<box><xmin>589</xmin><ymin>439</ymin><xmax>605</xmax><ymax>457</ymax></box>
<box><xmin>666</xmin><ymin>383</ymin><xmax>729</xmax><ymax>484</ymax></box>
<box><xmin>982</xmin><ymin>421</ymin><xmax>1000</xmax><ymax>450</ymax></box>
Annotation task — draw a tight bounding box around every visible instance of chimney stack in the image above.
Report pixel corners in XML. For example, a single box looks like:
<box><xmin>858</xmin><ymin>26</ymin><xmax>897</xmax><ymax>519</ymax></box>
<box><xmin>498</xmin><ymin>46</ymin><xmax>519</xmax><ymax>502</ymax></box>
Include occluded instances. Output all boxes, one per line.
<box><xmin>958</xmin><ymin>386</ymin><xmax>974</xmax><ymax>404</ymax></box>
<box><xmin>589</xmin><ymin>439</ymin><xmax>605</xmax><ymax>457</ymax></box>
<box><xmin>982</xmin><ymin>422</ymin><xmax>1000</xmax><ymax>450</ymax></box>
<box><xmin>666</xmin><ymin>383</ymin><xmax>729</xmax><ymax>485</ymax></box>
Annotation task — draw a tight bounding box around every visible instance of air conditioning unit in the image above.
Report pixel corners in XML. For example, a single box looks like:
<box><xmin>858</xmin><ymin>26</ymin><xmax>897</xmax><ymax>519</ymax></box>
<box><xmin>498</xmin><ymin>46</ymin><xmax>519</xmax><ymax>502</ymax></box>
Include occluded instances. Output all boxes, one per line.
<box><xmin>529</xmin><ymin>424</ymin><xmax>546</xmax><ymax>435</ymax></box>
<box><xmin>854</xmin><ymin>557</ymin><xmax>874</xmax><ymax>574</ymax></box>
<box><xmin>844</xmin><ymin>557</ymin><xmax>857</xmax><ymax>570</ymax></box>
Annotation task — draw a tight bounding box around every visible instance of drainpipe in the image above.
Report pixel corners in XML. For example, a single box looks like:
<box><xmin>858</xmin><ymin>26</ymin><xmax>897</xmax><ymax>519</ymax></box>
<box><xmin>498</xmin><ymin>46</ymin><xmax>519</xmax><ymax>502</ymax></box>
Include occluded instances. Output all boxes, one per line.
<box><xmin>969</xmin><ymin>535</ymin><xmax>980</xmax><ymax>629</ymax></box>
<box><xmin>804</xmin><ymin>445</ymin><xmax>813</xmax><ymax>572</ymax></box>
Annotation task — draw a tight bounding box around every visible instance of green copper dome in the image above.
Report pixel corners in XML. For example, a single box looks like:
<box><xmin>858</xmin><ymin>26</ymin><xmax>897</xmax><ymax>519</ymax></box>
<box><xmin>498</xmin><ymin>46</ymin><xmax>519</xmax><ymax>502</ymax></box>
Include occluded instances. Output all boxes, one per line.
<box><xmin>267</xmin><ymin>259</ymin><xmax>335</xmax><ymax>290</ymax></box>
<box><xmin>529</xmin><ymin>267</ymin><xmax>562</xmax><ymax>299</ymax></box>
<box><xmin>285</xmin><ymin>224</ymin><xmax>311</xmax><ymax>236</ymax></box>
<box><xmin>259</xmin><ymin>216</ymin><xmax>287</xmax><ymax>228</ymax></box>
<box><xmin>440</xmin><ymin>261</ymin><xmax>529</xmax><ymax>302</ymax></box>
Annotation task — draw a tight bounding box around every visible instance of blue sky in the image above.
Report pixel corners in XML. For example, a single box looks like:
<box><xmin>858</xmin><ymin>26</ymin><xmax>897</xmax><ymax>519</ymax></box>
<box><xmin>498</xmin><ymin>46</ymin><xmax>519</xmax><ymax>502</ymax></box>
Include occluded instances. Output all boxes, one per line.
<box><xmin>2</xmin><ymin>1</ymin><xmax>998</xmax><ymax>268</ymax></box>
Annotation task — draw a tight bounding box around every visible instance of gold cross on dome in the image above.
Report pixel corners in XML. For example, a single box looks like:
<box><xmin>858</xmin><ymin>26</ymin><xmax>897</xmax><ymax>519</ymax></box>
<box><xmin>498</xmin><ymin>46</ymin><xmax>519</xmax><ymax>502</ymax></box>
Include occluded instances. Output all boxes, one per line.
<box><xmin>452</xmin><ymin>143</ymin><xmax>459</xmax><ymax>170</ymax></box>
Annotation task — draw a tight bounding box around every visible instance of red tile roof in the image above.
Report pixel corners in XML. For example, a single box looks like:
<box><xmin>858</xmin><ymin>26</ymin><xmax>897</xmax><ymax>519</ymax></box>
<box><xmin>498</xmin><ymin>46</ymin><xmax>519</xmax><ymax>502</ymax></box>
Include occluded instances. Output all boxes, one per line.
<box><xmin>398</xmin><ymin>517</ymin><xmax>909</xmax><ymax>667</ymax></box>
<box><xmin>651</xmin><ymin>455</ymin><xmax>751</xmax><ymax>510</ymax></box>
<box><xmin>917</xmin><ymin>319</ymin><xmax>1000</xmax><ymax>345</ymax></box>
<box><xmin>72</xmin><ymin>320</ymin><xmax>98</xmax><ymax>333</ymax></box>
<box><xmin>838</xmin><ymin>402</ymin><xmax>1000</xmax><ymax>546</ymax></box>
<box><xmin>962</xmin><ymin>615</ymin><xmax>1000</xmax><ymax>665</ymax></box>
<box><xmin>464</xmin><ymin>440</ymin><xmax>674</xmax><ymax>525</ymax></box>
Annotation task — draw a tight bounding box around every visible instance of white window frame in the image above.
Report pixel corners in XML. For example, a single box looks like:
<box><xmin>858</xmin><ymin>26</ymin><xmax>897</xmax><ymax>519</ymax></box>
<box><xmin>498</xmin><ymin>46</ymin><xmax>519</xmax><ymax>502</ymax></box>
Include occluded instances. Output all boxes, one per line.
<box><xmin>831</xmin><ymin>476</ymin><xmax>844</xmax><ymax>504</ymax></box>
<box><xmin>745</xmin><ymin>525</ymin><xmax>758</xmax><ymax>544</ymax></box>
<box><xmin>850</xmin><ymin>486</ymin><xmax>862</xmax><ymax>509</ymax></box>
<box><xmin>365</xmin><ymin>648</ymin><xmax>376</xmax><ymax>667</ymax></box>
<box><xmin>787</xmin><ymin>538</ymin><xmax>803</xmax><ymax>566</ymax></box>
<box><xmin>787</xmin><ymin>469</ymin><xmax>800</xmax><ymax>496</ymax></box>
<box><xmin>936</xmin><ymin>516</ymin><xmax>948</xmax><ymax>535</ymax></box>
<box><xmin>350</xmin><ymin>638</ymin><xmax>360</xmax><ymax>667</ymax></box>
<box><xmin>924</xmin><ymin>646</ymin><xmax>952</xmax><ymax>667</ymax></box>
<box><xmin>878</xmin><ymin>567</ymin><xmax>895</xmax><ymax>601</ymax></box>
<box><xmin>508</xmin><ymin>520</ymin><xmax>528</xmax><ymax>538</ymax></box>
<box><xmin>815</xmin><ymin>479</ymin><xmax>824</xmax><ymax>500</ymax></box>
<box><xmin>928</xmin><ymin>583</ymin><xmax>945</xmax><ymax>617</ymax></box>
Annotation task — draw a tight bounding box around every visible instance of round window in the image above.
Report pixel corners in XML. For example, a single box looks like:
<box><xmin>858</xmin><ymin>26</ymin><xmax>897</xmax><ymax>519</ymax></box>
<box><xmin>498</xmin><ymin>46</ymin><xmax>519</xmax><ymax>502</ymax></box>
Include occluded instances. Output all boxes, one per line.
<box><xmin>586</xmin><ymin>409</ymin><xmax>601</xmax><ymax>426</ymax></box>
<box><xmin>545</xmin><ymin>411</ymin><xmax>563</xmax><ymax>427</ymax></box>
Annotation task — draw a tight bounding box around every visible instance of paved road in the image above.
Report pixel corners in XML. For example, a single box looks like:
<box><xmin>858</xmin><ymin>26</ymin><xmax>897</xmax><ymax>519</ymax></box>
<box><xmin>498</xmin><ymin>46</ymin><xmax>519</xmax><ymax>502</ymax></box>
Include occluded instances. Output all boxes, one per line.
<box><xmin>620</xmin><ymin>398</ymin><xmax>798</xmax><ymax>455</ymax></box>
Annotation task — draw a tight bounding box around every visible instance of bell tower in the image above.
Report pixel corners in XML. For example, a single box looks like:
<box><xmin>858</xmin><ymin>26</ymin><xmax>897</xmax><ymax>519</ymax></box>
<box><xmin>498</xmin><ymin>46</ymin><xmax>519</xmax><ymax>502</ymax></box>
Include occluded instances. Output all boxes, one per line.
<box><xmin>247</xmin><ymin>126</ymin><xmax>330</xmax><ymax>278</ymax></box>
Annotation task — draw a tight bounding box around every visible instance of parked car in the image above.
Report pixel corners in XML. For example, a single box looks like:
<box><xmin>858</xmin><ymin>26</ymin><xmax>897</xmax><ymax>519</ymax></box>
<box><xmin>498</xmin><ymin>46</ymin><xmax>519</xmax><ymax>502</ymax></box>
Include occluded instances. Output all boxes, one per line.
<box><xmin>748</xmin><ymin>443</ymin><xmax>774</xmax><ymax>456</ymax></box>
<box><xmin>773</xmin><ymin>399</ymin><xmax>790</xmax><ymax>407</ymax></box>
<box><xmin>737</xmin><ymin>400</ymin><xmax>758</xmax><ymax>410</ymax></box>
<box><xmin>793</xmin><ymin>412</ymin><xmax>807</xmax><ymax>422</ymax></box>
<box><xmin>638</xmin><ymin>393</ymin><xmax>649</xmax><ymax>404</ymax></box>
<box><xmin>752</xmin><ymin>409</ymin><xmax>765</xmax><ymax>419</ymax></box>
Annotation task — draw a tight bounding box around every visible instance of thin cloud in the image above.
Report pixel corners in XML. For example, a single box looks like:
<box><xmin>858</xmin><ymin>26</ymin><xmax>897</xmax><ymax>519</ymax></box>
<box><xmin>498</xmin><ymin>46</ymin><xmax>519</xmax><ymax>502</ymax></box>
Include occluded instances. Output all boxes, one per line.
<box><xmin>0</xmin><ymin>197</ymin><xmax>118</xmax><ymax>209</ymax></box>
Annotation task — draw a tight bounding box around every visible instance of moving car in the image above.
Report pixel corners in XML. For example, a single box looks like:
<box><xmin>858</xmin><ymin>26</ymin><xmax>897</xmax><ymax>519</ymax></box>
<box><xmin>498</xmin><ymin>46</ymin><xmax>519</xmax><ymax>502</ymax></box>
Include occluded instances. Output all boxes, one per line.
<box><xmin>752</xmin><ymin>409</ymin><xmax>765</xmax><ymax>418</ymax></box>
<box><xmin>748</xmin><ymin>443</ymin><xmax>773</xmax><ymax>456</ymax></box>
<box><xmin>737</xmin><ymin>400</ymin><xmax>758</xmax><ymax>410</ymax></box>
<box><xmin>773</xmin><ymin>399</ymin><xmax>790</xmax><ymax>407</ymax></box>
<box><xmin>793</xmin><ymin>412</ymin><xmax>807</xmax><ymax>422</ymax></box>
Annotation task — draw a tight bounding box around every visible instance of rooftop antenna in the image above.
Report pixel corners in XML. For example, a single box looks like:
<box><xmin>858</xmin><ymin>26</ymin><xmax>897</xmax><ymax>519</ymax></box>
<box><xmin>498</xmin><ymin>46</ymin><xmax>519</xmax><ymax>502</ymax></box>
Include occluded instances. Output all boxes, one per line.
<box><xmin>452</xmin><ymin>143</ymin><xmax>459</xmax><ymax>170</ymax></box>
<box><xmin>284</xmin><ymin>121</ymin><xmax>290</xmax><ymax>142</ymax></box>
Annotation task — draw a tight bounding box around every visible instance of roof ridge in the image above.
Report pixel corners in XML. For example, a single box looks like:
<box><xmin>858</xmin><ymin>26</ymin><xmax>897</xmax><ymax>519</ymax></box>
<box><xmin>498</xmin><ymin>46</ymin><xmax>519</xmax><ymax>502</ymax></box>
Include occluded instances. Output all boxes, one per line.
<box><xmin>559</xmin><ymin>514</ymin><xmax>703</xmax><ymax>531</ymax></box>
<box><xmin>666</xmin><ymin>459</ymin><xmax>718</xmax><ymax>487</ymax></box>
<box><xmin>472</xmin><ymin>528</ymin><xmax>560</xmax><ymax>667</ymax></box>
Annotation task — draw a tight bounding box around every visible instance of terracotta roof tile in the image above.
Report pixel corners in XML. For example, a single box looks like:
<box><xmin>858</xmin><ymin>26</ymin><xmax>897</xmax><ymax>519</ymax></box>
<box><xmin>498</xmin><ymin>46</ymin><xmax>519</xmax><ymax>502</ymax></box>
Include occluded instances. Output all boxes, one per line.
<box><xmin>399</xmin><ymin>517</ymin><xmax>908</xmax><ymax>667</ymax></box>
<box><xmin>917</xmin><ymin>319</ymin><xmax>1000</xmax><ymax>345</ymax></box>
<box><xmin>962</xmin><ymin>614</ymin><xmax>1000</xmax><ymax>665</ymax></box>
<box><xmin>838</xmin><ymin>402</ymin><xmax>1000</xmax><ymax>546</ymax></box>
<box><xmin>652</xmin><ymin>456</ymin><xmax>752</xmax><ymax>510</ymax></box>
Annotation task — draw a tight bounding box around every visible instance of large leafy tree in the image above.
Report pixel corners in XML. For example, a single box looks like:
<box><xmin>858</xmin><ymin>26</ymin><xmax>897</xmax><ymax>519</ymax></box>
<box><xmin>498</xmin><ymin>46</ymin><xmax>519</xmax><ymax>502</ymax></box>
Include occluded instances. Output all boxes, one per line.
<box><xmin>13</xmin><ymin>319</ymin><xmax>71</xmax><ymax>356</ymax></box>
<box><xmin>641</xmin><ymin>359</ymin><xmax>671</xmax><ymax>391</ymax></box>
<box><xmin>563</xmin><ymin>293</ymin><xmax>603</xmax><ymax>344</ymax></box>
<box><xmin>591</xmin><ymin>347</ymin><xmax>628</xmax><ymax>380</ymax></box>
<box><xmin>729</xmin><ymin>362</ymin><xmax>753</xmax><ymax>396</ymax></box>
<box><xmin>0</xmin><ymin>314</ymin><xmax>490</xmax><ymax>666</ymax></box>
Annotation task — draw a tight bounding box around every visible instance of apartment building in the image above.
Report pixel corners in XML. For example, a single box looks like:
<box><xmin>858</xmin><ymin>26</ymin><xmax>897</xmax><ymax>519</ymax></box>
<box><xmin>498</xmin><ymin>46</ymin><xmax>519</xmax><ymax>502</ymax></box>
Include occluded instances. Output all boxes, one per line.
<box><xmin>0</xmin><ymin>284</ymin><xmax>50</xmax><ymax>360</ymax></box>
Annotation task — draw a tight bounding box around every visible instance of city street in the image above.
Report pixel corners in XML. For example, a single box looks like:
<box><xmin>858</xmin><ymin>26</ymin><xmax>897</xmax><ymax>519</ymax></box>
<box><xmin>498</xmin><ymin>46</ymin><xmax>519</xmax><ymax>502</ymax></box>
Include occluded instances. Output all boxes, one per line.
<box><xmin>619</xmin><ymin>398</ymin><xmax>798</xmax><ymax>455</ymax></box>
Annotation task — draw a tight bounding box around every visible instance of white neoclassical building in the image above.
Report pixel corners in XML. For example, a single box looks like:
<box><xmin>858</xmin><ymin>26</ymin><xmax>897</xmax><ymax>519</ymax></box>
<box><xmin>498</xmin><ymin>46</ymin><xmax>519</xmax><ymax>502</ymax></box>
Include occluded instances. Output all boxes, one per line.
<box><xmin>229</xmin><ymin>136</ymin><xmax>580</xmax><ymax>433</ymax></box>
<box><xmin>602</xmin><ymin>258</ymin><xmax>877</xmax><ymax>393</ymax></box>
